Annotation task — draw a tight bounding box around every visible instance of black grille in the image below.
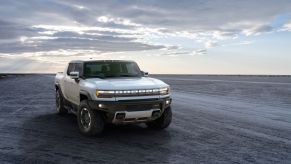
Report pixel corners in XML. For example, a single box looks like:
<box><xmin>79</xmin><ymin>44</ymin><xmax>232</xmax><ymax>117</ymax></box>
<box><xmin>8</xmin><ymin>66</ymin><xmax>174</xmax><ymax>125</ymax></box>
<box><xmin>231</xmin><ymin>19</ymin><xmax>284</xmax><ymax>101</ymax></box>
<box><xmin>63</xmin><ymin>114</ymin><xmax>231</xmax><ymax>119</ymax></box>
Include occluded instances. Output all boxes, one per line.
<box><xmin>124</xmin><ymin>104</ymin><xmax>153</xmax><ymax>110</ymax></box>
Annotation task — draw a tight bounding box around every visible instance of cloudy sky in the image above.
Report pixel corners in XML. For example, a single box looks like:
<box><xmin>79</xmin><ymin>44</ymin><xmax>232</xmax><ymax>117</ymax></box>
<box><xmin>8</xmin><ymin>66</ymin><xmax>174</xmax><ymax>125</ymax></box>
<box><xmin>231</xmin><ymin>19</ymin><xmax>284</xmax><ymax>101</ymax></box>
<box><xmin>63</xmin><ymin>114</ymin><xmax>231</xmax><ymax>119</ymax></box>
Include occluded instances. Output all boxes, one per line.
<box><xmin>0</xmin><ymin>0</ymin><xmax>291</xmax><ymax>74</ymax></box>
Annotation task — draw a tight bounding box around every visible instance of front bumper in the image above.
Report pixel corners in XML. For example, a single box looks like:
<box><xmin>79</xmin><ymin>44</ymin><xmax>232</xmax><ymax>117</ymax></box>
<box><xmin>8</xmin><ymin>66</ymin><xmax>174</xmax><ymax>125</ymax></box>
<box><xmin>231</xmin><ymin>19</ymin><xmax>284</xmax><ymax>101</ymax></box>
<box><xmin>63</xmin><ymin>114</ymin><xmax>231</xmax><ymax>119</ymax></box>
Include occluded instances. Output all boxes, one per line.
<box><xmin>87</xmin><ymin>97</ymin><xmax>171</xmax><ymax>124</ymax></box>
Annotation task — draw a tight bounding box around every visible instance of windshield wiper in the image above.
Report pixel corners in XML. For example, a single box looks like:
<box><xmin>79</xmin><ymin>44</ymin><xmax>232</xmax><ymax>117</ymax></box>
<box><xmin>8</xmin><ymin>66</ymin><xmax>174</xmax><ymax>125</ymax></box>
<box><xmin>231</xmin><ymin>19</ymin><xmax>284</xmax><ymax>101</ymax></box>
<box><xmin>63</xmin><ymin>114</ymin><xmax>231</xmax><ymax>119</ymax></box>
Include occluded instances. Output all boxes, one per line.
<box><xmin>118</xmin><ymin>74</ymin><xmax>140</xmax><ymax>77</ymax></box>
<box><xmin>85</xmin><ymin>74</ymin><xmax>105</xmax><ymax>78</ymax></box>
<box><xmin>88</xmin><ymin>74</ymin><xmax>140</xmax><ymax>78</ymax></box>
<box><xmin>103</xmin><ymin>75</ymin><xmax>120</xmax><ymax>78</ymax></box>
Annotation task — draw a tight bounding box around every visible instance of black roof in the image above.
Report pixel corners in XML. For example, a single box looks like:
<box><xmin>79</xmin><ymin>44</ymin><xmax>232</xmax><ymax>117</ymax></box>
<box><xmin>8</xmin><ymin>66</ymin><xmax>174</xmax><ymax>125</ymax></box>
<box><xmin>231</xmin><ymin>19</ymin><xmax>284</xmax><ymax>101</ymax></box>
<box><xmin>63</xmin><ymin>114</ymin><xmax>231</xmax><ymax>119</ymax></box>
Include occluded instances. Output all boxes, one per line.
<box><xmin>69</xmin><ymin>60</ymin><xmax>135</xmax><ymax>64</ymax></box>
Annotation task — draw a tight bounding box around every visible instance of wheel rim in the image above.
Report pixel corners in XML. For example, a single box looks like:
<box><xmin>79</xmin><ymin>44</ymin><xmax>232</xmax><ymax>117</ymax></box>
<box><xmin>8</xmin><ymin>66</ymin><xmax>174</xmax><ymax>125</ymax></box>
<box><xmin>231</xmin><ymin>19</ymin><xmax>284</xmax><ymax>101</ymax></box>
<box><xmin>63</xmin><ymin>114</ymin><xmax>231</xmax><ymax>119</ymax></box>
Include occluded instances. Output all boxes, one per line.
<box><xmin>80</xmin><ymin>108</ymin><xmax>91</xmax><ymax>129</ymax></box>
<box><xmin>56</xmin><ymin>92</ymin><xmax>60</xmax><ymax>111</ymax></box>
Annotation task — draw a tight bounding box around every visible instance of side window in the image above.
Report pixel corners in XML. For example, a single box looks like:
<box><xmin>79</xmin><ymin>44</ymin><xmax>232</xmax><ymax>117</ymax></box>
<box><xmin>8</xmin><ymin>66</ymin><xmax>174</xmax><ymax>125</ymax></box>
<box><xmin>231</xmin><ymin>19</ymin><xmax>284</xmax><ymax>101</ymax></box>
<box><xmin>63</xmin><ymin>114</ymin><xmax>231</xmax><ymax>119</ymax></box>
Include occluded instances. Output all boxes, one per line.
<box><xmin>126</xmin><ymin>62</ymin><xmax>140</xmax><ymax>74</ymax></box>
<box><xmin>74</xmin><ymin>63</ymin><xmax>82</xmax><ymax>73</ymax></box>
<box><xmin>67</xmin><ymin>63</ymin><xmax>75</xmax><ymax>75</ymax></box>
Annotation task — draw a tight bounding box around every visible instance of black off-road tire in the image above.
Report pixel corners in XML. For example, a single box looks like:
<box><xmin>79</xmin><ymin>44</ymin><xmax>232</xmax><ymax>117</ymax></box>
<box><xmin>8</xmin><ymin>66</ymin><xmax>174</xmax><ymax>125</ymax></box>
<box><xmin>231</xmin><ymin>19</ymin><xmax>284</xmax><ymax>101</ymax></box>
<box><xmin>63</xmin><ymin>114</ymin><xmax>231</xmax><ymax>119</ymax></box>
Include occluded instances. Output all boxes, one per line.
<box><xmin>146</xmin><ymin>106</ymin><xmax>172</xmax><ymax>129</ymax></box>
<box><xmin>56</xmin><ymin>89</ymin><xmax>68</xmax><ymax>114</ymax></box>
<box><xmin>77</xmin><ymin>100</ymin><xmax>105</xmax><ymax>136</ymax></box>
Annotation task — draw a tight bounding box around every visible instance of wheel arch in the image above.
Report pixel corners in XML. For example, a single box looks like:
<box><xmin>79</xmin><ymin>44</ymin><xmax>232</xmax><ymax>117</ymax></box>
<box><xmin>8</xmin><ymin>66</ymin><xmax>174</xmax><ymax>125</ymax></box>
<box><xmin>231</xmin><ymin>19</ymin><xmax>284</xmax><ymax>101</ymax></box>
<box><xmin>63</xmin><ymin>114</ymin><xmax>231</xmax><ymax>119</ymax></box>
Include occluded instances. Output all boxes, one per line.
<box><xmin>80</xmin><ymin>90</ymin><xmax>92</xmax><ymax>101</ymax></box>
<box><xmin>55</xmin><ymin>83</ymin><xmax>60</xmax><ymax>90</ymax></box>
<box><xmin>55</xmin><ymin>83</ymin><xmax>65</xmax><ymax>97</ymax></box>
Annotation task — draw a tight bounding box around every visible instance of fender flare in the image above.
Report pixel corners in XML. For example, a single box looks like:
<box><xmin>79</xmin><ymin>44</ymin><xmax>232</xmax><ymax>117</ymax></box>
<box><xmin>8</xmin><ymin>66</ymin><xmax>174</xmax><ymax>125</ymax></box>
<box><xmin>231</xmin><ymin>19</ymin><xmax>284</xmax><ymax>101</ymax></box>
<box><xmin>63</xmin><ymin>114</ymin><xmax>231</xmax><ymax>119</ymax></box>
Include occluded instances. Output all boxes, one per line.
<box><xmin>80</xmin><ymin>90</ymin><xmax>92</xmax><ymax>100</ymax></box>
<box><xmin>55</xmin><ymin>83</ymin><xmax>65</xmax><ymax>98</ymax></box>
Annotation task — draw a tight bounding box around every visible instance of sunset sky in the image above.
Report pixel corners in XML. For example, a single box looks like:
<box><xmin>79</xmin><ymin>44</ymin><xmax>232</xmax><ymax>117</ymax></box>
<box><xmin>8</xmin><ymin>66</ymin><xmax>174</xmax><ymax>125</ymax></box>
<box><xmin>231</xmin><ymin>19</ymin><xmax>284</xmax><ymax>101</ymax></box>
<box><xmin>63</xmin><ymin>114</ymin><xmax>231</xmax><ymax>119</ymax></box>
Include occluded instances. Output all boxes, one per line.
<box><xmin>0</xmin><ymin>0</ymin><xmax>291</xmax><ymax>74</ymax></box>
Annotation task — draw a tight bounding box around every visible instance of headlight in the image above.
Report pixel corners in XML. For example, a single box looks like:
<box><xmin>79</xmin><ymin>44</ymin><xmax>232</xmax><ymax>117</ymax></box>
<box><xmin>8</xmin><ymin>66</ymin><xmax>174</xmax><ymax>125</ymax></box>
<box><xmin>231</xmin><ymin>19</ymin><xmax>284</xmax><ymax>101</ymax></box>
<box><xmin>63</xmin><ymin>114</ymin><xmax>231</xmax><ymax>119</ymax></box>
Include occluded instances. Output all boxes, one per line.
<box><xmin>96</xmin><ymin>89</ymin><xmax>115</xmax><ymax>98</ymax></box>
<box><xmin>159</xmin><ymin>87</ymin><xmax>170</xmax><ymax>95</ymax></box>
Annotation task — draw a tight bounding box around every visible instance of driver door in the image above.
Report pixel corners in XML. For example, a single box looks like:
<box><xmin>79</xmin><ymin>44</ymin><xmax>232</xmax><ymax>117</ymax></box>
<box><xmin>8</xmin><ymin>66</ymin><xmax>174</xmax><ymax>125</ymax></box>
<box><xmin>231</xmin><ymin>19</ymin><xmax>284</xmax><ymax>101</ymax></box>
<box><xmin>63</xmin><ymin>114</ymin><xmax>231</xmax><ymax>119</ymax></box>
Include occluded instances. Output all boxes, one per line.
<box><xmin>64</xmin><ymin>63</ymin><xmax>74</xmax><ymax>101</ymax></box>
<box><xmin>70</xmin><ymin>63</ymin><xmax>82</xmax><ymax>105</ymax></box>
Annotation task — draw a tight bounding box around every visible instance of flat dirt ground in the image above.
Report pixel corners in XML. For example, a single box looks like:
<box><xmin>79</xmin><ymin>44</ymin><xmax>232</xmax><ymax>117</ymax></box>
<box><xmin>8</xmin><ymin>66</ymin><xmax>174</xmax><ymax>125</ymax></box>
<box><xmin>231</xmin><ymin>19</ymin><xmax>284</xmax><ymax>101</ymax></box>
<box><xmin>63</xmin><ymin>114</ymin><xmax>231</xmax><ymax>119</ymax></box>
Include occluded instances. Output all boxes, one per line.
<box><xmin>0</xmin><ymin>74</ymin><xmax>290</xmax><ymax>163</ymax></box>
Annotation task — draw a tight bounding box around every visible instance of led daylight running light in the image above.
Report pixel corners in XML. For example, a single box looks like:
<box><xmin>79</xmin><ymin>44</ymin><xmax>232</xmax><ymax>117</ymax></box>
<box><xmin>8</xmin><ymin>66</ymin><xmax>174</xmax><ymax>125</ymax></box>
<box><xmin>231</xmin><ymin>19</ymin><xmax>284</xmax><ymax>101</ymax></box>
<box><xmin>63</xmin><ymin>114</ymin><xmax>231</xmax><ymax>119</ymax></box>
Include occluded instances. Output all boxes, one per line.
<box><xmin>159</xmin><ymin>87</ymin><xmax>170</xmax><ymax>95</ymax></box>
<box><xmin>96</xmin><ymin>87</ymin><xmax>169</xmax><ymax>97</ymax></box>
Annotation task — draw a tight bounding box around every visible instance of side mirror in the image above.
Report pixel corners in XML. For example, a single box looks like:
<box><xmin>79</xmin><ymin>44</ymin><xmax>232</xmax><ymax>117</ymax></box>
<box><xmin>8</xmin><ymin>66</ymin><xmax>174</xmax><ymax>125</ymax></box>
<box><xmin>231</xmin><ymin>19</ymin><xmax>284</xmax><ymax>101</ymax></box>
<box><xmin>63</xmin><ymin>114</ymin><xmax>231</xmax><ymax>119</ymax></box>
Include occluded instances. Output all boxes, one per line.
<box><xmin>141</xmin><ymin>71</ymin><xmax>149</xmax><ymax>77</ymax></box>
<box><xmin>69</xmin><ymin>72</ymin><xmax>79</xmax><ymax>79</ymax></box>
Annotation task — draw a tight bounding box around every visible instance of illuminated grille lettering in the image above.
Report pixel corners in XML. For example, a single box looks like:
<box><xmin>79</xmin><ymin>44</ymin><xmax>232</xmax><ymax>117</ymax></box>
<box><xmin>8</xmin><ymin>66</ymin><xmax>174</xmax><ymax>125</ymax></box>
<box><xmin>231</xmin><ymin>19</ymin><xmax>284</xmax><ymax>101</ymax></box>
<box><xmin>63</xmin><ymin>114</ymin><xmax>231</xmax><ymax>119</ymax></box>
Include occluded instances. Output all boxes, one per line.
<box><xmin>97</xmin><ymin>88</ymin><xmax>168</xmax><ymax>97</ymax></box>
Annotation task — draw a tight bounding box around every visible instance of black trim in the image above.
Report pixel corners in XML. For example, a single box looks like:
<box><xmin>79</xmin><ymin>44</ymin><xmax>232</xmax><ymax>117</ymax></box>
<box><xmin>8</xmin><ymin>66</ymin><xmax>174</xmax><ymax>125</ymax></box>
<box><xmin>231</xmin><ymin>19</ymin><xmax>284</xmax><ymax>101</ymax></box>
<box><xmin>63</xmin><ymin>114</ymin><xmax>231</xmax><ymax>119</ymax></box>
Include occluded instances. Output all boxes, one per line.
<box><xmin>55</xmin><ymin>85</ymin><xmax>78</xmax><ymax>114</ymax></box>
<box><xmin>87</xmin><ymin>97</ymin><xmax>171</xmax><ymax>111</ymax></box>
<box><xmin>55</xmin><ymin>83</ymin><xmax>60</xmax><ymax>90</ymax></box>
<box><xmin>87</xmin><ymin>97</ymin><xmax>171</xmax><ymax>123</ymax></box>
<box><xmin>80</xmin><ymin>90</ymin><xmax>92</xmax><ymax>100</ymax></box>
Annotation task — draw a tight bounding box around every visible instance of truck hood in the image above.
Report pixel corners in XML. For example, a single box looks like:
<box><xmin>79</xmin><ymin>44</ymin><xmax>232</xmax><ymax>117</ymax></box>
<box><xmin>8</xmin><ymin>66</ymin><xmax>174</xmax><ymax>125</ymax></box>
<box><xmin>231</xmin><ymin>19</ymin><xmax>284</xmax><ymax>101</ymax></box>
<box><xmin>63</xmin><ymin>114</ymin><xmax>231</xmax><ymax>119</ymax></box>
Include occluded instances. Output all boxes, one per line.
<box><xmin>83</xmin><ymin>77</ymin><xmax>168</xmax><ymax>90</ymax></box>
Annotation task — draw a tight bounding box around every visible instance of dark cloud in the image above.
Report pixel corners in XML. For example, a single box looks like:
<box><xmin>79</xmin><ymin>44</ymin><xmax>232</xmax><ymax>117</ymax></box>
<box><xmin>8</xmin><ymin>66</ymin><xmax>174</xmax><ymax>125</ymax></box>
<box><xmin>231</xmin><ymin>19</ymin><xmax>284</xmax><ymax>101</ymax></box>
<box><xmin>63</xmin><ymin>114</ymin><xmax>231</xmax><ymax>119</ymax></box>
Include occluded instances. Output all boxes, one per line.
<box><xmin>0</xmin><ymin>35</ymin><xmax>165</xmax><ymax>54</ymax></box>
<box><xmin>0</xmin><ymin>20</ymin><xmax>38</xmax><ymax>40</ymax></box>
<box><xmin>61</xmin><ymin>0</ymin><xmax>291</xmax><ymax>31</ymax></box>
<box><xmin>244</xmin><ymin>25</ymin><xmax>274</xmax><ymax>35</ymax></box>
<box><xmin>0</xmin><ymin>0</ymin><xmax>171</xmax><ymax>54</ymax></box>
<box><xmin>0</xmin><ymin>0</ymin><xmax>290</xmax><ymax>55</ymax></box>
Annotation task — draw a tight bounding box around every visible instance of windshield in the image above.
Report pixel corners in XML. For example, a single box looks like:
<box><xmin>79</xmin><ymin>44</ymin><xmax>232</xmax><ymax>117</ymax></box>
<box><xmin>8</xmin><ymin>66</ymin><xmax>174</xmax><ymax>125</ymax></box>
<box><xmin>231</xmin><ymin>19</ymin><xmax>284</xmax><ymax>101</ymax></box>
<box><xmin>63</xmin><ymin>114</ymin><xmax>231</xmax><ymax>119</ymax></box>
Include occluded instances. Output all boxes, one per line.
<box><xmin>84</xmin><ymin>61</ymin><xmax>142</xmax><ymax>78</ymax></box>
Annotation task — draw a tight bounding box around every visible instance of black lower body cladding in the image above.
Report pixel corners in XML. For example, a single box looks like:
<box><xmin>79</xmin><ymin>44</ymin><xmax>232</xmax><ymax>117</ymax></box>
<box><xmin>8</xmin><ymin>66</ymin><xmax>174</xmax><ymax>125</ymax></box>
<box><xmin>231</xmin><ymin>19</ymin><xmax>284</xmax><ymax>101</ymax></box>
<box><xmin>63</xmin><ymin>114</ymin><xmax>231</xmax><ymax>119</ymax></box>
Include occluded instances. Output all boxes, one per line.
<box><xmin>87</xmin><ymin>97</ymin><xmax>171</xmax><ymax>122</ymax></box>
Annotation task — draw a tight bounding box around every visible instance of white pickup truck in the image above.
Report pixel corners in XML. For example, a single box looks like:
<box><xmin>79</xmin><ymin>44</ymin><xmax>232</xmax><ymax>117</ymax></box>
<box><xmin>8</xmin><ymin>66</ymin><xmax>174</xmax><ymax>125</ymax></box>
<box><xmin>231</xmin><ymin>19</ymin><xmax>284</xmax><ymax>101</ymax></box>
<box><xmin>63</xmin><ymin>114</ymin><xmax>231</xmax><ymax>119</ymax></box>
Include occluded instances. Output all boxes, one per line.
<box><xmin>55</xmin><ymin>60</ymin><xmax>172</xmax><ymax>136</ymax></box>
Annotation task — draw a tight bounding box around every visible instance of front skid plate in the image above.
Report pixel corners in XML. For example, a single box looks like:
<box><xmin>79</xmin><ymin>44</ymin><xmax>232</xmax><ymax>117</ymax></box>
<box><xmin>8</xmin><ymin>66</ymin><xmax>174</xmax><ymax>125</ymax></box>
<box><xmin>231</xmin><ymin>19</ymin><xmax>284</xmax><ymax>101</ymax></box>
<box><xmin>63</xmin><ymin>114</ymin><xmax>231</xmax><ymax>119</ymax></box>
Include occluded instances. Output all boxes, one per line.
<box><xmin>112</xmin><ymin>109</ymin><xmax>160</xmax><ymax>124</ymax></box>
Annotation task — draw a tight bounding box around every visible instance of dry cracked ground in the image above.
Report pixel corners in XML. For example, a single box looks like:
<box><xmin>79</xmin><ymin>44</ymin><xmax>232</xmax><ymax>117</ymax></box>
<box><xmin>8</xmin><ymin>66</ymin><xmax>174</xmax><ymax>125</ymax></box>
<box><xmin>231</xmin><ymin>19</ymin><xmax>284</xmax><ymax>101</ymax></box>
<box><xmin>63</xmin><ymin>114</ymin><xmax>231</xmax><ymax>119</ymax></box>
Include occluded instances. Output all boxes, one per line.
<box><xmin>0</xmin><ymin>74</ymin><xmax>290</xmax><ymax>163</ymax></box>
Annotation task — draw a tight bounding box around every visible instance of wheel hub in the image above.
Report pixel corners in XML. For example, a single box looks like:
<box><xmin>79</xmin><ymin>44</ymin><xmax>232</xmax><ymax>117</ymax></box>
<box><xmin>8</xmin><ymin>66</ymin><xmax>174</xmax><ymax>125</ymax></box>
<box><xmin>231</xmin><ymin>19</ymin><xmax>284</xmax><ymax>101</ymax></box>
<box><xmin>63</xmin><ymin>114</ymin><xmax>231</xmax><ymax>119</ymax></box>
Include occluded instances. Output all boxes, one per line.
<box><xmin>80</xmin><ymin>108</ymin><xmax>91</xmax><ymax>129</ymax></box>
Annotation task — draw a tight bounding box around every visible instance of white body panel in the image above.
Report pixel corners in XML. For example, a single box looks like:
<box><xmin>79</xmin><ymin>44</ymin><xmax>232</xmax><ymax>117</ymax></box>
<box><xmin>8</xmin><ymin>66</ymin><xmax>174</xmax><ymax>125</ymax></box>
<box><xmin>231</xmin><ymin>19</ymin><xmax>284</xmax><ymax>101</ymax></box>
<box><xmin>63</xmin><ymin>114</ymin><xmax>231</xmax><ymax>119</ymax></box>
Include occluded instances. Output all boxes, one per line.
<box><xmin>55</xmin><ymin>65</ymin><xmax>170</xmax><ymax>105</ymax></box>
